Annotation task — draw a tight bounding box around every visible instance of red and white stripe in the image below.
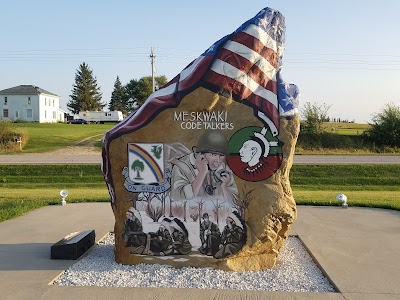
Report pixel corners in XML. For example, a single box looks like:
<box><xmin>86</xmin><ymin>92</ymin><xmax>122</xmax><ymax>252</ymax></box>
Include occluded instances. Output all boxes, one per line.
<box><xmin>204</xmin><ymin>22</ymin><xmax>281</xmax><ymax>130</ymax></box>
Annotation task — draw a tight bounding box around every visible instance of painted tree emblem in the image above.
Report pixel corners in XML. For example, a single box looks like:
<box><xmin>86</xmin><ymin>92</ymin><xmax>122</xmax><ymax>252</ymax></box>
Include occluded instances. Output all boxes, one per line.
<box><xmin>127</xmin><ymin>143</ymin><xmax>165</xmax><ymax>184</ymax></box>
<box><xmin>151</xmin><ymin>145</ymin><xmax>163</xmax><ymax>159</ymax></box>
<box><xmin>131</xmin><ymin>159</ymin><xmax>145</xmax><ymax>180</ymax></box>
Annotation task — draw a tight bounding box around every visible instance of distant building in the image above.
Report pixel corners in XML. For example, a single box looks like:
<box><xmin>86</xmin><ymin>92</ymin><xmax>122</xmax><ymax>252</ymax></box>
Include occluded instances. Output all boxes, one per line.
<box><xmin>0</xmin><ymin>85</ymin><xmax>65</xmax><ymax>123</ymax></box>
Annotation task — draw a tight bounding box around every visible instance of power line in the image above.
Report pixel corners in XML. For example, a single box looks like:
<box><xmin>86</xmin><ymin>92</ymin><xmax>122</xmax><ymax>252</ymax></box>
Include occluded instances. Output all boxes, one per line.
<box><xmin>2</xmin><ymin>47</ymin><xmax>400</xmax><ymax>71</ymax></box>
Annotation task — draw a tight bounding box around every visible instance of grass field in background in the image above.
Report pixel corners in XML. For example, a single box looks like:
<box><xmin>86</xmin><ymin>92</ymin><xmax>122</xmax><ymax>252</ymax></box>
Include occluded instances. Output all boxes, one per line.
<box><xmin>323</xmin><ymin>122</ymin><xmax>370</xmax><ymax>135</ymax></box>
<box><xmin>1</xmin><ymin>164</ymin><xmax>399</xmax><ymax>222</ymax></box>
<box><xmin>4</xmin><ymin>122</ymin><xmax>371</xmax><ymax>154</ymax></box>
<box><xmin>3</xmin><ymin>121</ymin><xmax>397</xmax><ymax>155</ymax></box>
<box><xmin>12</xmin><ymin>123</ymin><xmax>115</xmax><ymax>153</ymax></box>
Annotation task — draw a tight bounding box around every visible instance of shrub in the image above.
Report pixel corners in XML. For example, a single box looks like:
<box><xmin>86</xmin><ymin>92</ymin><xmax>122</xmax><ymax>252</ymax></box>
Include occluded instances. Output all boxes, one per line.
<box><xmin>145</xmin><ymin>203</ymin><xmax>163</xmax><ymax>222</ymax></box>
<box><xmin>0</xmin><ymin>121</ymin><xmax>29</xmax><ymax>152</ymax></box>
<box><xmin>300</xmin><ymin>102</ymin><xmax>331</xmax><ymax>135</ymax></box>
<box><xmin>364</xmin><ymin>103</ymin><xmax>400</xmax><ymax>148</ymax></box>
<box><xmin>297</xmin><ymin>131</ymin><xmax>365</xmax><ymax>150</ymax></box>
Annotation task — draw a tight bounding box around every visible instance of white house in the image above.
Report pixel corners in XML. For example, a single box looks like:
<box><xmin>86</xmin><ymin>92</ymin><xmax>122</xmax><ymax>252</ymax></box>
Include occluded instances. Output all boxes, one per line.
<box><xmin>0</xmin><ymin>85</ymin><xmax>65</xmax><ymax>123</ymax></box>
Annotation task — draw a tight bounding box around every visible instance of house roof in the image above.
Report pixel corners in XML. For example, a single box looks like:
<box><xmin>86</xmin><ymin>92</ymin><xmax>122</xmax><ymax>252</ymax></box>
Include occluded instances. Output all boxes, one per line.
<box><xmin>0</xmin><ymin>85</ymin><xmax>59</xmax><ymax>97</ymax></box>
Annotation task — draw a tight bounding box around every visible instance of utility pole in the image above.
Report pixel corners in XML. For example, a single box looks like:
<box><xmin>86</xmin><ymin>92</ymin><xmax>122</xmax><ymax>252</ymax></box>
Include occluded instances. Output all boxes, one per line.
<box><xmin>150</xmin><ymin>47</ymin><xmax>156</xmax><ymax>93</ymax></box>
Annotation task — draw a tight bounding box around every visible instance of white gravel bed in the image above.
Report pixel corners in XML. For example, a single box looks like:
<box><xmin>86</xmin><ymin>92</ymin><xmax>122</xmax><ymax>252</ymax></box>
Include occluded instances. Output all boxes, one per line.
<box><xmin>54</xmin><ymin>234</ymin><xmax>335</xmax><ymax>292</ymax></box>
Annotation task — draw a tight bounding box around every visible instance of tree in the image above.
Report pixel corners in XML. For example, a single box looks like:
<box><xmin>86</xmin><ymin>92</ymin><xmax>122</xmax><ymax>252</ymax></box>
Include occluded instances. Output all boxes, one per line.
<box><xmin>212</xmin><ymin>198</ymin><xmax>225</xmax><ymax>225</ymax></box>
<box><xmin>300</xmin><ymin>102</ymin><xmax>331</xmax><ymax>135</ymax></box>
<box><xmin>232</xmin><ymin>186</ymin><xmax>254</xmax><ymax>219</ymax></box>
<box><xmin>125</xmin><ymin>79</ymin><xmax>139</xmax><ymax>99</ymax></box>
<box><xmin>190</xmin><ymin>198</ymin><xmax>206</xmax><ymax>226</ymax></box>
<box><xmin>153</xmin><ymin>191</ymin><xmax>169</xmax><ymax>216</ymax></box>
<box><xmin>137</xmin><ymin>192</ymin><xmax>154</xmax><ymax>210</ymax></box>
<box><xmin>364</xmin><ymin>103</ymin><xmax>400</xmax><ymax>148</ymax></box>
<box><xmin>68</xmin><ymin>62</ymin><xmax>104</xmax><ymax>114</ymax></box>
<box><xmin>109</xmin><ymin>76</ymin><xmax>128</xmax><ymax>115</ymax></box>
<box><xmin>136</xmin><ymin>75</ymin><xmax>168</xmax><ymax>105</ymax></box>
<box><xmin>131</xmin><ymin>159</ymin><xmax>145</xmax><ymax>179</ymax></box>
<box><xmin>125</xmin><ymin>79</ymin><xmax>139</xmax><ymax>112</ymax></box>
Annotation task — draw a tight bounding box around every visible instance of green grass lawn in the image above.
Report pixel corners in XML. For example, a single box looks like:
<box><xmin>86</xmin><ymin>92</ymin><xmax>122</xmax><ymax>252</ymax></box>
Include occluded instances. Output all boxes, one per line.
<box><xmin>0</xmin><ymin>165</ymin><xmax>109</xmax><ymax>222</ymax></box>
<box><xmin>292</xmin><ymin>165</ymin><xmax>400</xmax><ymax>210</ymax></box>
<box><xmin>1</xmin><ymin>164</ymin><xmax>399</xmax><ymax>222</ymax></box>
<box><xmin>12</xmin><ymin>123</ymin><xmax>116</xmax><ymax>153</ymax></box>
<box><xmin>295</xmin><ymin>190</ymin><xmax>400</xmax><ymax>210</ymax></box>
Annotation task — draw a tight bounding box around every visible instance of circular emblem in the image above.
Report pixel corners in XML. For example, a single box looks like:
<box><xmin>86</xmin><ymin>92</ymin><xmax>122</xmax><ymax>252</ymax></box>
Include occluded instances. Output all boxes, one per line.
<box><xmin>227</xmin><ymin>126</ymin><xmax>283</xmax><ymax>182</ymax></box>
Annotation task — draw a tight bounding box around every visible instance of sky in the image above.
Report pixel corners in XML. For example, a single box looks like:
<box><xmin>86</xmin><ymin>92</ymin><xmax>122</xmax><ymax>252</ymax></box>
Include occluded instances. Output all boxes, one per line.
<box><xmin>1</xmin><ymin>0</ymin><xmax>400</xmax><ymax>123</ymax></box>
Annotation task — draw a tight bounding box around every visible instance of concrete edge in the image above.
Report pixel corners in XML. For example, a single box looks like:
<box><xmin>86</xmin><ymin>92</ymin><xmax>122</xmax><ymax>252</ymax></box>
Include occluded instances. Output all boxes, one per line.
<box><xmin>296</xmin><ymin>234</ymin><xmax>341</xmax><ymax>294</ymax></box>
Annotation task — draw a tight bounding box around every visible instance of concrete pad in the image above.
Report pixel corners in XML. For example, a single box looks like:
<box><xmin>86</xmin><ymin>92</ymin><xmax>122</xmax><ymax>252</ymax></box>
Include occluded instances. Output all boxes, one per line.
<box><xmin>294</xmin><ymin>206</ymin><xmax>400</xmax><ymax>296</ymax></box>
<box><xmin>0</xmin><ymin>203</ymin><xmax>114</xmax><ymax>244</ymax></box>
<box><xmin>299</xmin><ymin>235</ymin><xmax>400</xmax><ymax>294</ymax></box>
<box><xmin>342</xmin><ymin>293</ymin><xmax>400</xmax><ymax>300</ymax></box>
<box><xmin>1</xmin><ymin>204</ymin><xmax>400</xmax><ymax>299</ymax></box>
<box><xmin>2</xmin><ymin>280</ymin><xmax>46</xmax><ymax>300</ymax></box>
<box><xmin>36</xmin><ymin>286</ymin><xmax>345</xmax><ymax>300</ymax></box>
<box><xmin>0</xmin><ymin>250</ymin><xmax>72</xmax><ymax>272</ymax></box>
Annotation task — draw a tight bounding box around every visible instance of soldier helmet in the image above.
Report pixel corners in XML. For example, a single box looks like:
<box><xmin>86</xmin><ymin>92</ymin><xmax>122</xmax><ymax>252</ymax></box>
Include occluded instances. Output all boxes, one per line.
<box><xmin>196</xmin><ymin>129</ymin><xmax>228</xmax><ymax>156</ymax></box>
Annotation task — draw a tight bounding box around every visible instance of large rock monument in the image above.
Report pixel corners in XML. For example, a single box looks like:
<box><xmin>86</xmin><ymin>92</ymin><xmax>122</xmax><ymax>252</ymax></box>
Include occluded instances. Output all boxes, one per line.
<box><xmin>102</xmin><ymin>7</ymin><xmax>300</xmax><ymax>271</ymax></box>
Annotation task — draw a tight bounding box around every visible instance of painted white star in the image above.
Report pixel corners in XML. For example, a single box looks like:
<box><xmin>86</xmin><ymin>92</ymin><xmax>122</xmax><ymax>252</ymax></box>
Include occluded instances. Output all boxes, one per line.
<box><xmin>206</xmin><ymin>45</ymin><xmax>215</xmax><ymax>53</ymax></box>
<box><xmin>259</xmin><ymin>18</ymin><xmax>269</xmax><ymax>28</ymax></box>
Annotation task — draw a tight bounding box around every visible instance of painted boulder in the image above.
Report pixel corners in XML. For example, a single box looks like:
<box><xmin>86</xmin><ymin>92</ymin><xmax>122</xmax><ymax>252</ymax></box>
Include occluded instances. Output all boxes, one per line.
<box><xmin>102</xmin><ymin>7</ymin><xmax>300</xmax><ymax>271</ymax></box>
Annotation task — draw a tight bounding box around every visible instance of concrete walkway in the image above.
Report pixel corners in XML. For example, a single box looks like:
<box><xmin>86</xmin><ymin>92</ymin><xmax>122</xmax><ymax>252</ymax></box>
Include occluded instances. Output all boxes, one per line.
<box><xmin>0</xmin><ymin>204</ymin><xmax>399</xmax><ymax>300</ymax></box>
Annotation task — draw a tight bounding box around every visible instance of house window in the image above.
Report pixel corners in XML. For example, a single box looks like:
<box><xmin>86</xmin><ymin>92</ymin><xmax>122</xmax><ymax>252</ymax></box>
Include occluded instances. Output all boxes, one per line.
<box><xmin>45</xmin><ymin>98</ymin><xmax>47</xmax><ymax>106</ymax></box>
<box><xmin>28</xmin><ymin>97</ymin><xmax>31</xmax><ymax>105</ymax></box>
<box><xmin>45</xmin><ymin>111</ymin><xmax>47</xmax><ymax>118</ymax></box>
<box><xmin>3</xmin><ymin>109</ymin><xmax>8</xmax><ymax>118</ymax></box>
<box><xmin>15</xmin><ymin>111</ymin><xmax>19</xmax><ymax>118</ymax></box>
<box><xmin>27</xmin><ymin>109</ymin><xmax>32</xmax><ymax>118</ymax></box>
<box><xmin>53</xmin><ymin>111</ymin><xmax>56</xmax><ymax>119</ymax></box>
<box><xmin>4</xmin><ymin>97</ymin><xmax>7</xmax><ymax>105</ymax></box>
<box><xmin>53</xmin><ymin>99</ymin><xmax>55</xmax><ymax>107</ymax></box>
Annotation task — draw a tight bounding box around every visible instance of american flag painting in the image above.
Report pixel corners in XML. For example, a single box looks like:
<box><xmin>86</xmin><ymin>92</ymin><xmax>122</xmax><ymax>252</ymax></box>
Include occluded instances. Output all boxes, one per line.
<box><xmin>102</xmin><ymin>7</ymin><xmax>299</xmax><ymax>202</ymax></box>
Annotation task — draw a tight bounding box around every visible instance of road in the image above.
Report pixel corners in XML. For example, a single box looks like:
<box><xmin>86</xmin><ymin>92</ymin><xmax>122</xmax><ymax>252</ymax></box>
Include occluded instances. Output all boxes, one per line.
<box><xmin>293</xmin><ymin>155</ymin><xmax>400</xmax><ymax>165</ymax></box>
<box><xmin>0</xmin><ymin>152</ymin><xmax>399</xmax><ymax>165</ymax></box>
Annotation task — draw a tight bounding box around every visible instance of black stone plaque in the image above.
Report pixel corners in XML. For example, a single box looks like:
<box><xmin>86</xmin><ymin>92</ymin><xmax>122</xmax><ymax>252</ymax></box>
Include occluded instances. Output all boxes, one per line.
<box><xmin>51</xmin><ymin>230</ymin><xmax>95</xmax><ymax>260</ymax></box>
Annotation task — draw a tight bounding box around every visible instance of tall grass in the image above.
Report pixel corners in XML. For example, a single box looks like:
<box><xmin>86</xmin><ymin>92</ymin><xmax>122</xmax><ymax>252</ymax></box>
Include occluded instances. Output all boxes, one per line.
<box><xmin>0</xmin><ymin>121</ymin><xmax>29</xmax><ymax>152</ymax></box>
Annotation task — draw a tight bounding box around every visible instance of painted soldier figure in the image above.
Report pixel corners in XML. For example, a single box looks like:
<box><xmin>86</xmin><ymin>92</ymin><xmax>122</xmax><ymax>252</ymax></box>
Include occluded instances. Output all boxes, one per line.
<box><xmin>198</xmin><ymin>213</ymin><xmax>221</xmax><ymax>256</ymax></box>
<box><xmin>122</xmin><ymin>207</ymin><xmax>143</xmax><ymax>244</ymax></box>
<box><xmin>168</xmin><ymin>218</ymin><xmax>192</xmax><ymax>255</ymax></box>
<box><xmin>214</xmin><ymin>215</ymin><xmax>244</xmax><ymax>259</ymax></box>
<box><xmin>170</xmin><ymin>129</ymin><xmax>237</xmax><ymax>201</ymax></box>
<box><xmin>148</xmin><ymin>223</ymin><xmax>173</xmax><ymax>256</ymax></box>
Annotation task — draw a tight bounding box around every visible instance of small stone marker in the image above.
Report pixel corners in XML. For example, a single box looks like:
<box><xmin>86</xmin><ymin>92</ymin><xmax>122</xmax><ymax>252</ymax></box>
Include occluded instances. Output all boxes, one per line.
<box><xmin>51</xmin><ymin>230</ymin><xmax>95</xmax><ymax>260</ymax></box>
<box><xmin>102</xmin><ymin>7</ymin><xmax>299</xmax><ymax>271</ymax></box>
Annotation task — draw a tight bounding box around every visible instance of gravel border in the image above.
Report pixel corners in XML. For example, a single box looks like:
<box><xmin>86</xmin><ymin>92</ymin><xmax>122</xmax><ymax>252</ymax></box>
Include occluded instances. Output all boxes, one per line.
<box><xmin>54</xmin><ymin>234</ymin><xmax>335</xmax><ymax>292</ymax></box>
